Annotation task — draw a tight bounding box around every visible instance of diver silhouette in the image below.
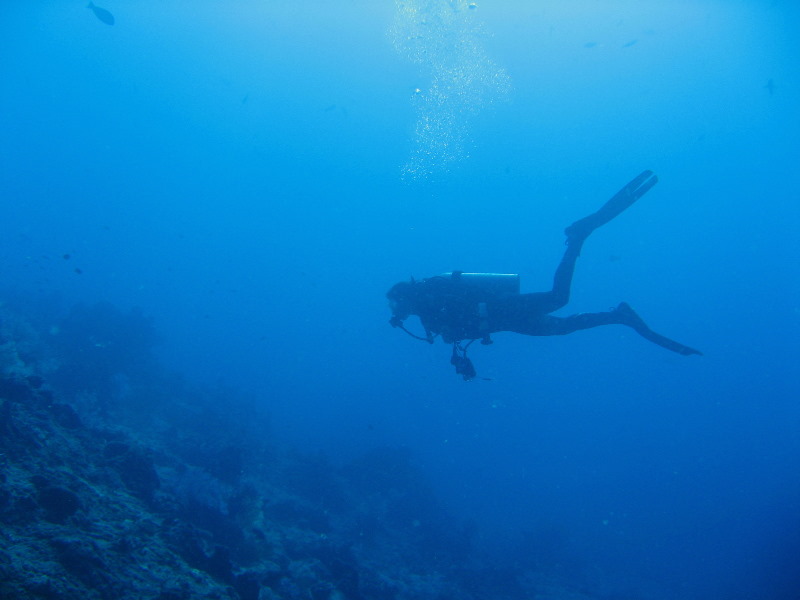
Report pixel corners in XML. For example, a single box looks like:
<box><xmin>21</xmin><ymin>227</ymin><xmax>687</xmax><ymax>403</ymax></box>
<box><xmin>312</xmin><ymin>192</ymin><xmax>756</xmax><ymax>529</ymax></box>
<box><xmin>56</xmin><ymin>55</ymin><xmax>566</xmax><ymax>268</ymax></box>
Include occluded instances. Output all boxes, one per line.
<box><xmin>387</xmin><ymin>170</ymin><xmax>702</xmax><ymax>380</ymax></box>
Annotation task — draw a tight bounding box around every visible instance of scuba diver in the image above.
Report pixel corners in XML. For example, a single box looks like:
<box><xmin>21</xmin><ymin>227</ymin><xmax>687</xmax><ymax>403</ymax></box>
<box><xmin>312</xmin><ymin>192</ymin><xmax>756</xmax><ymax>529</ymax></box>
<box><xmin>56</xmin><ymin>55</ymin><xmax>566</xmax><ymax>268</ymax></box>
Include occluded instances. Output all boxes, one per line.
<box><xmin>387</xmin><ymin>170</ymin><xmax>702</xmax><ymax>380</ymax></box>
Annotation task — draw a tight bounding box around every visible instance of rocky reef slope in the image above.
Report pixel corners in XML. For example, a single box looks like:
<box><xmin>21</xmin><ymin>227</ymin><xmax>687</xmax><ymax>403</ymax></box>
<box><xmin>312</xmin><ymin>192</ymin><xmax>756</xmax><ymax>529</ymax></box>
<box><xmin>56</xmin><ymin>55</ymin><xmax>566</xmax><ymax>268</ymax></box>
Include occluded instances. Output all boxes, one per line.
<box><xmin>0</xmin><ymin>297</ymin><xmax>590</xmax><ymax>600</ymax></box>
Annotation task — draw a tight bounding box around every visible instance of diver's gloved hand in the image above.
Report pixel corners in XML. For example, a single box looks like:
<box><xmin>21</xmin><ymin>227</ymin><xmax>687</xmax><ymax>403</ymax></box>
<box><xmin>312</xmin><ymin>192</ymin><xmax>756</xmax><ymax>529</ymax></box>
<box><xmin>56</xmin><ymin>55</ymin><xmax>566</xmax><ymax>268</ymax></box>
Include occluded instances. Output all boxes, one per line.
<box><xmin>450</xmin><ymin>345</ymin><xmax>476</xmax><ymax>381</ymax></box>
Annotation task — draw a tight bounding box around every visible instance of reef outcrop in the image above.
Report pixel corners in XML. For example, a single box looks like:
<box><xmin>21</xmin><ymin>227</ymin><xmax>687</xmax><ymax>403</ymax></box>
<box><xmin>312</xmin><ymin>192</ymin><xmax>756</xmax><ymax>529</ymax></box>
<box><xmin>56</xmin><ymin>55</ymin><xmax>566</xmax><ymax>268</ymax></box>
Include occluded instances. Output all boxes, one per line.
<box><xmin>0</xmin><ymin>297</ymin><xmax>587</xmax><ymax>600</ymax></box>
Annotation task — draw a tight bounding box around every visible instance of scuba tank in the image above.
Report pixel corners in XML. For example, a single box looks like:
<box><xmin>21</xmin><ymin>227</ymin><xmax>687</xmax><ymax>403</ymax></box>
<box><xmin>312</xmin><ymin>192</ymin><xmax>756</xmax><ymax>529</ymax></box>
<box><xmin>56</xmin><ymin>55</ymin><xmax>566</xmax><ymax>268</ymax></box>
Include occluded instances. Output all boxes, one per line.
<box><xmin>439</xmin><ymin>272</ymin><xmax>520</xmax><ymax>299</ymax></box>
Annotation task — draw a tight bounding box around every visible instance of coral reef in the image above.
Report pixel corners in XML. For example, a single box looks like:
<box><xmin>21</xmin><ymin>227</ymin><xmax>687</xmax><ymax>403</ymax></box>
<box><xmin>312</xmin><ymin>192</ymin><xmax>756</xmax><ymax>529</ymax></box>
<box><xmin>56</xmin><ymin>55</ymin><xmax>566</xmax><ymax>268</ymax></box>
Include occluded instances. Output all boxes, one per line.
<box><xmin>0</xmin><ymin>297</ymin><xmax>593</xmax><ymax>600</ymax></box>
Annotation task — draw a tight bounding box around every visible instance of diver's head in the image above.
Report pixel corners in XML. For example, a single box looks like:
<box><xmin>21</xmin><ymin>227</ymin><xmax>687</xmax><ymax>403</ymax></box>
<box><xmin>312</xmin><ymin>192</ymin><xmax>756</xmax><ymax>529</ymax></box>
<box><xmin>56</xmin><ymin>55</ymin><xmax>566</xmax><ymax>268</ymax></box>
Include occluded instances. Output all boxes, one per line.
<box><xmin>386</xmin><ymin>280</ymin><xmax>418</xmax><ymax>323</ymax></box>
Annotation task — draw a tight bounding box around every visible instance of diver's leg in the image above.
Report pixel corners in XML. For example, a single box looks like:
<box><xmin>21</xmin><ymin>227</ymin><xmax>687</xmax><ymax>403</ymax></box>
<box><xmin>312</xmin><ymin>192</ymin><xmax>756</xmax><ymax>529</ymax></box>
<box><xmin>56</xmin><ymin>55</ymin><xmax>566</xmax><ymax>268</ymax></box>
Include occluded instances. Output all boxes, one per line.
<box><xmin>515</xmin><ymin>241</ymin><xmax>583</xmax><ymax>316</ymax></box>
<box><xmin>532</xmin><ymin>171</ymin><xmax>658</xmax><ymax>313</ymax></box>
<box><xmin>539</xmin><ymin>241</ymin><xmax>583</xmax><ymax>312</ymax></box>
<box><xmin>533</xmin><ymin>303</ymin><xmax>702</xmax><ymax>356</ymax></box>
<box><xmin>535</xmin><ymin>310</ymin><xmax>620</xmax><ymax>335</ymax></box>
<box><xmin>565</xmin><ymin>170</ymin><xmax>658</xmax><ymax>246</ymax></box>
<box><xmin>535</xmin><ymin>171</ymin><xmax>658</xmax><ymax>312</ymax></box>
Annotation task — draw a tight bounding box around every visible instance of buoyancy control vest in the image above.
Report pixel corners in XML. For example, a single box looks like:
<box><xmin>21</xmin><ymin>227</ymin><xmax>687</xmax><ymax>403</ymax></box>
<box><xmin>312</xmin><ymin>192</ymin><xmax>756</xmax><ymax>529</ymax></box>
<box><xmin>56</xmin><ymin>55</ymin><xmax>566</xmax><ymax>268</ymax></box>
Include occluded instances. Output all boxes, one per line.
<box><xmin>421</xmin><ymin>272</ymin><xmax>520</xmax><ymax>344</ymax></box>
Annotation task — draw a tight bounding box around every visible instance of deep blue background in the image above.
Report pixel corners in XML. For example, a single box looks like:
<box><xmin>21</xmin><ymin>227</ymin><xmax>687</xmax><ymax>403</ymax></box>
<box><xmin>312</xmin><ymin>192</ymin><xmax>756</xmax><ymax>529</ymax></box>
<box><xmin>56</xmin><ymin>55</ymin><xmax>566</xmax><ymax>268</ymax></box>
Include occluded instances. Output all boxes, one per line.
<box><xmin>2</xmin><ymin>1</ymin><xmax>798</xmax><ymax>598</ymax></box>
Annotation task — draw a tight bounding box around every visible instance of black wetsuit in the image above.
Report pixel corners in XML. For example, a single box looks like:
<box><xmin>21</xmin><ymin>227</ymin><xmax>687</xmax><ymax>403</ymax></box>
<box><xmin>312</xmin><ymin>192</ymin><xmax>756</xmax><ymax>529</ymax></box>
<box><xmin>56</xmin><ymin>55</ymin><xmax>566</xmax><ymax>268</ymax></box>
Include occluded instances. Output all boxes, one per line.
<box><xmin>412</xmin><ymin>240</ymin><xmax>620</xmax><ymax>344</ymax></box>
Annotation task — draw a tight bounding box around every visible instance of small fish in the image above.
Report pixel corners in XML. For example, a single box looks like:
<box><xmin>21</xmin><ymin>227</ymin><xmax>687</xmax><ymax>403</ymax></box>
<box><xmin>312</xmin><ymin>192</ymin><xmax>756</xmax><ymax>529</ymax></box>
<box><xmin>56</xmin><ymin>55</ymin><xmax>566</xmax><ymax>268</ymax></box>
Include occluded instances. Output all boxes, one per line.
<box><xmin>765</xmin><ymin>79</ymin><xmax>775</xmax><ymax>95</ymax></box>
<box><xmin>622</xmin><ymin>39</ymin><xmax>638</xmax><ymax>48</ymax></box>
<box><xmin>88</xmin><ymin>2</ymin><xmax>115</xmax><ymax>26</ymax></box>
<box><xmin>584</xmin><ymin>41</ymin><xmax>598</xmax><ymax>48</ymax></box>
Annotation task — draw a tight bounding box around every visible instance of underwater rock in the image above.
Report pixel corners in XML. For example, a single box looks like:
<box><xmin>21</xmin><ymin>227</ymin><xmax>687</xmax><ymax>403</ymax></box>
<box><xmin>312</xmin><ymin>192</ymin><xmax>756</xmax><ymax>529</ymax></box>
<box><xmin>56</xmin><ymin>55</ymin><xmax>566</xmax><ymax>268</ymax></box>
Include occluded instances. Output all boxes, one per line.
<box><xmin>309</xmin><ymin>581</ymin><xmax>336</xmax><ymax>600</ymax></box>
<box><xmin>206</xmin><ymin>545</ymin><xmax>235</xmax><ymax>584</ymax></box>
<box><xmin>113</xmin><ymin>449</ymin><xmax>160</xmax><ymax>500</ymax></box>
<box><xmin>38</xmin><ymin>485</ymin><xmax>82</xmax><ymax>523</ymax></box>
<box><xmin>267</xmin><ymin>499</ymin><xmax>331</xmax><ymax>534</ymax></box>
<box><xmin>318</xmin><ymin>548</ymin><xmax>360</xmax><ymax>600</ymax></box>
<box><xmin>13</xmin><ymin>494</ymin><xmax>39</xmax><ymax>518</ymax></box>
<box><xmin>50</xmin><ymin>402</ymin><xmax>82</xmax><ymax>429</ymax></box>
<box><xmin>0</xmin><ymin>397</ymin><xmax>16</xmax><ymax>437</ymax></box>
<box><xmin>162</xmin><ymin>520</ymin><xmax>239</xmax><ymax>585</ymax></box>
<box><xmin>234</xmin><ymin>566</ymin><xmax>284</xmax><ymax>600</ymax></box>
<box><xmin>49</xmin><ymin>536</ymin><xmax>110</xmax><ymax>589</ymax></box>
<box><xmin>102</xmin><ymin>440</ymin><xmax>129</xmax><ymax>459</ymax></box>
<box><xmin>26</xmin><ymin>375</ymin><xmax>44</xmax><ymax>389</ymax></box>
<box><xmin>102</xmin><ymin>440</ymin><xmax>160</xmax><ymax>500</ymax></box>
<box><xmin>234</xmin><ymin>570</ymin><xmax>262</xmax><ymax>600</ymax></box>
<box><xmin>0</xmin><ymin>377</ymin><xmax>33</xmax><ymax>403</ymax></box>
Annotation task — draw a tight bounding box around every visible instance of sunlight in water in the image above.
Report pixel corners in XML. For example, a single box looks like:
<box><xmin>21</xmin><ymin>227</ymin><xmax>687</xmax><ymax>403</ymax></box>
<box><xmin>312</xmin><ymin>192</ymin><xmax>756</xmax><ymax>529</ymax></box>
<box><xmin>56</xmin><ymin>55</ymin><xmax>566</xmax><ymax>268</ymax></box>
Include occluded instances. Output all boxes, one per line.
<box><xmin>390</xmin><ymin>0</ymin><xmax>511</xmax><ymax>181</ymax></box>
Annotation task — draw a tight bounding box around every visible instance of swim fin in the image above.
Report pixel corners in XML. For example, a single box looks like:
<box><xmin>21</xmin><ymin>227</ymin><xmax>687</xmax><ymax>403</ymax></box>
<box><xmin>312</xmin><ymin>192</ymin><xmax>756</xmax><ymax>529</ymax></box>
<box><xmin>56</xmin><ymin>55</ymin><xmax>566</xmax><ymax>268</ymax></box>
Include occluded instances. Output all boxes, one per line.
<box><xmin>565</xmin><ymin>170</ymin><xmax>658</xmax><ymax>244</ymax></box>
<box><xmin>615</xmin><ymin>302</ymin><xmax>702</xmax><ymax>356</ymax></box>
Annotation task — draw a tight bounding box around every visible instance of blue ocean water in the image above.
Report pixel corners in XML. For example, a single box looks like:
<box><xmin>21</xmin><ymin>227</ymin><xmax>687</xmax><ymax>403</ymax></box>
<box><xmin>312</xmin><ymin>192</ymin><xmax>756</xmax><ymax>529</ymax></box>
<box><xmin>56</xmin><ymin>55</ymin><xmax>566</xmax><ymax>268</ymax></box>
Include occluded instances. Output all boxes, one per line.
<box><xmin>1</xmin><ymin>1</ymin><xmax>798</xmax><ymax>598</ymax></box>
